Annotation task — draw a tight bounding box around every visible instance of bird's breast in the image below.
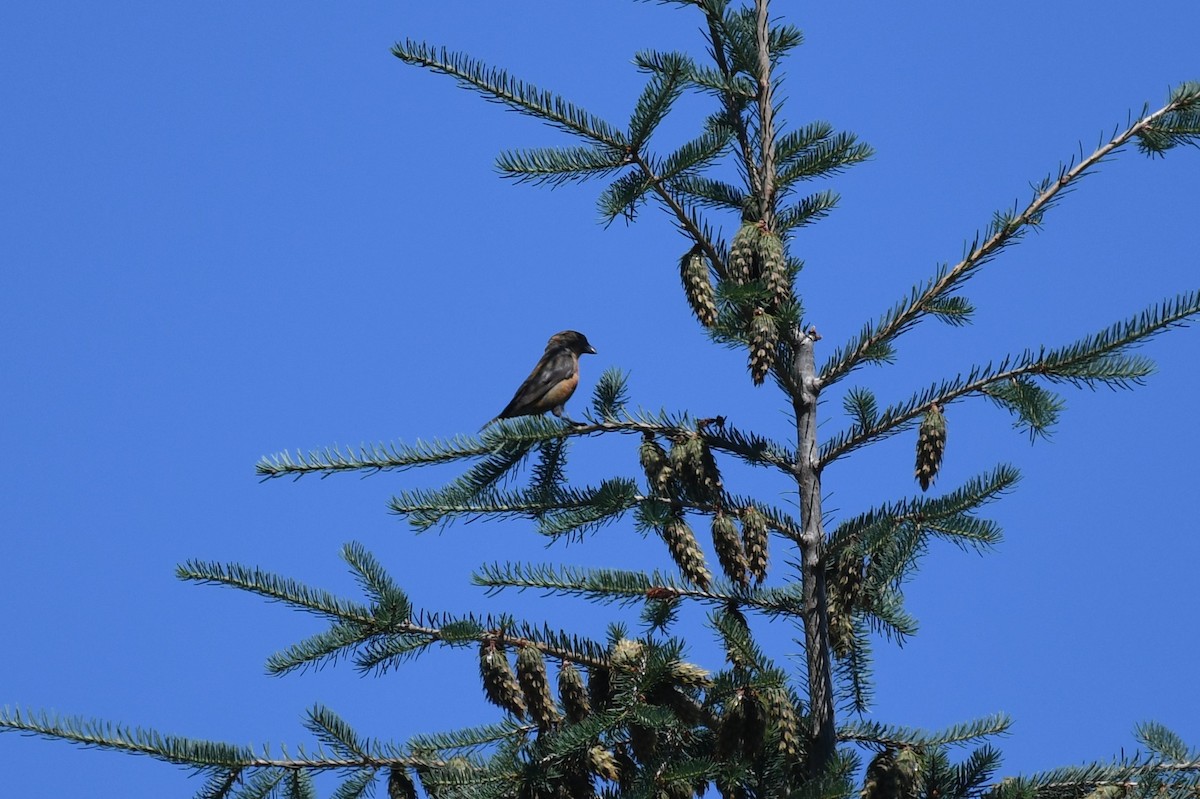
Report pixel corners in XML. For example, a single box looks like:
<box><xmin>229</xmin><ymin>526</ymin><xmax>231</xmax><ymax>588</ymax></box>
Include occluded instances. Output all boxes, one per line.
<box><xmin>538</xmin><ymin>371</ymin><xmax>579</xmax><ymax>409</ymax></box>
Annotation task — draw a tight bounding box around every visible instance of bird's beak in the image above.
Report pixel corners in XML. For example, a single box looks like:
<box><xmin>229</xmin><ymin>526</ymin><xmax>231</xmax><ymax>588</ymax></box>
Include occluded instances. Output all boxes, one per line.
<box><xmin>585</xmin><ymin>345</ymin><xmax>597</xmax><ymax>355</ymax></box>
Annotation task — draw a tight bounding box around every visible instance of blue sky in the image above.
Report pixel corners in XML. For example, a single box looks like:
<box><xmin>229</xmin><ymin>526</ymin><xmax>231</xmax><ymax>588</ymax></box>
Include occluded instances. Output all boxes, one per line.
<box><xmin>2</xmin><ymin>2</ymin><xmax>1198</xmax><ymax>796</ymax></box>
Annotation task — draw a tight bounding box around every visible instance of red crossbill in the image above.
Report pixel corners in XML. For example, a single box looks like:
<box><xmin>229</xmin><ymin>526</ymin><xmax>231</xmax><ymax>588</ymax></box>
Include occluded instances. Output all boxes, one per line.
<box><xmin>484</xmin><ymin>331</ymin><xmax>596</xmax><ymax>428</ymax></box>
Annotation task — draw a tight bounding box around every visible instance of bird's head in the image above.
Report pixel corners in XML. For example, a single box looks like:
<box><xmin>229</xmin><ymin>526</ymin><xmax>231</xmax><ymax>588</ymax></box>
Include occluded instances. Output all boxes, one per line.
<box><xmin>548</xmin><ymin>330</ymin><xmax>597</xmax><ymax>355</ymax></box>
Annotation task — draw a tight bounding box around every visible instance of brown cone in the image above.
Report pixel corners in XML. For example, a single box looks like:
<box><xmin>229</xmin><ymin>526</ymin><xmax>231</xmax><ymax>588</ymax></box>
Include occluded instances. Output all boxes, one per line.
<box><xmin>516</xmin><ymin>644</ymin><xmax>560</xmax><ymax>730</ymax></box>
<box><xmin>739</xmin><ymin>506</ymin><xmax>769</xmax><ymax>584</ymax></box>
<box><xmin>748</xmin><ymin>308</ymin><xmax>778</xmax><ymax>385</ymax></box>
<box><xmin>680</xmin><ymin>244</ymin><xmax>718</xmax><ymax>327</ymax></box>
<box><xmin>915</xmin><ymin>403</ymin><xmax>947</xmax><ymax>491</ymax></box>
<box><xmin>479</xmin><ymin>639</ymin><xmax>526</xmax><ymax>719</ymax></box>
<box><xmin>712</xmin><ymin>512</ymin><xmax>750</xmax><ymax>588</ymax></box>
<box><xmin>662</xmin><ymin>515</ymin><xmax>712</xmax><ymax>589</ymax></box>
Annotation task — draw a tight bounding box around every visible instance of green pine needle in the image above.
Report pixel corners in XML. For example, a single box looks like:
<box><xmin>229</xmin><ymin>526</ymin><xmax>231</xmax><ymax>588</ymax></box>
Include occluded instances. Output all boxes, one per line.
<box><xmin>776</xmin><ymin>189</ymin><xmax>840</xmax><ymax>233</ymax></box>
<box><xmin>496</xmin><ymin>144</ymin><xmax>628</xmax><ymax>187</ymax></box>
<box><xmin>0</xmin><ymin>707</ymin><xmax>258</xmax><ymax>767</ymax></box>
<box><xmin>591</xmin><ymin>367</ymin><xmax>631</xmax><ymax>420</ymax></box>
<box><xmin>391</xmin><ymin>40</ymin><xmax>625</xmax><ymax>147</ymax></box>
<box><xmin>628</xmin><ymin>51</ymin><xmax>689</xmax><ymax>147</ymax></box>
<box><xmin>177</xmin><ymin>560</ymin><xmax>373</xmax><ymax>623</ymax></box>
<box><xmin>839</xmin><ymin>713</ymin><xmax>1012</xmax><ymax>749</ymax></box>
<box><xmin>1136</xmin><ymin>82</ymin><xmax>1200</xmax><ymax>156</ymax></box>
<box><xmin>303</xmin><ymin>705</ymin><xmax>367</xmax><ymax>759</ymax></box>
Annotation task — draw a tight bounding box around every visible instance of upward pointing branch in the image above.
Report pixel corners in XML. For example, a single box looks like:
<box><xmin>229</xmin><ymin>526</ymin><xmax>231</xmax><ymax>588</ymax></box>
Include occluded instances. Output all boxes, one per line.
<box><xmin>820</xmin><ymin>90</ymin><xmax>1200</xmax><ymax>388</ymax></box>
<box><xmin>755</xmin><ymin>0</ymin><xmax>779</xmax><ymax>226</ymax></box>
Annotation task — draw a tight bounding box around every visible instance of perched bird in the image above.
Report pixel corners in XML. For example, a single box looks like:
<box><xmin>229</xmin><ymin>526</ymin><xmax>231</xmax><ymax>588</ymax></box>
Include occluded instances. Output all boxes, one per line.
<box><xmin>484</xmin><ymin>331</ymin><xmax>597</xmax><ymax>428</ymax></box>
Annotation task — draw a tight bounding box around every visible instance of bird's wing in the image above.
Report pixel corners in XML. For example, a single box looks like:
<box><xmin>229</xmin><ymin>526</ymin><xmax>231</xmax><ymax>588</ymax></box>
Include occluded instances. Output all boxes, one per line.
<box><xmin>497</xmin><ymin>348</ymin><xmax>575</xmax><ymax>418</ymax></box>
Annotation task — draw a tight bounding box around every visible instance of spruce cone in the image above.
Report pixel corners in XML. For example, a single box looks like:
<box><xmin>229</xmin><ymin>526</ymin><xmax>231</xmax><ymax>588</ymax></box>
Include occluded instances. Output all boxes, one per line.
<box><xmin>719</xmin><ymin>689</ymin><xmax>765</xmax><ymax>760</ymax></box>
<box><xmin>826</xmin><ymin>548</ymin><xmax>865</xmax><ymax>659</ymax></box>
<box><xmin>662</xmin><ymin>515</ymin><xmax>712</xmax><ymax>589</ymax></box>
<box><xmin>639</xmin><ymin>432</ymin><xmax>673</xmax><ymax>495</ymax></box>
<box><xmin>668</xmin><ymin>660</ymin><xmax>714</xmax><ymax>689</ymax></box>
<box><xmin>758</xmin><ymin>231</ymin><xmax>789</xmax><ymax>309</ymax></box>
<box><xmin>629</xmin><ymin>722</ymin><xmax>658</xmax><ymax>763</ymax></box>
<box><xmin>610</xmin><ymin>638</ymin><xmax>645</xmax><ymax>672</ymax></box>
<box><xmin>739</xmin><ymin>506</ymin><xmax>769</xmax><ymax>584</ymax></box>
<box><xmin>479</xmin><ymin>639</ymin><xmax>526</xmax><ymax>719</ymax></box>
<box><xmin>729</xmin><ymin>221</ymin><xmax>763</xmax><ymax>285</ymax></box>
<box><xmin>587</xmin><ymin>747</ymin><xmax>621</xmax><ymax>783</ymax></box>
<box><xmin>862</xmin><ymin>747</ymin><xmax>920</xmax><ymax>799</ymax></box>
<box><xmin>763</xmin><ymin>685</ymin><xmax>801</xmax><ymax>760</ymax></box>
<box><xmin>558</xmin><ymin>662</ymin><xmax>591</xmax><ymax>723</ymax></box>
<box><xmin>649</xmin><ymin>683</ymin><xmax>703</xmax><ymax>725</ymax></box>
<box><xmin>587</xmin><ymin>665</ymin><xmax>612</xmax><ymax>709</ymax></box>
<box><xmin>516</xmin><ymin>644</ymin><xmax>560</xmax><ymax>729</ymax></box>
<box><xmin>748</xmin><ymin>307</ymin><xmax>778</xmax><ymax>386</ymax></box>
<box><xmin>668</xmin><ymin>433</ymin><xmax>722</xmax><ymax>503</ymax></box>
<box><xmin>741</xmin><ymin>688</ymin><xmax>766</xmax><ymax>759</ymax></box>
<box><xmin>712</xmin><ymin>512</ymin><xmax>750</xmax><ymax>588</ymax></box>
<box><xmin>680</xmin><ymin>244</ymin><xmax>718</xmax><ymax>328</ymax></box>
<box><xmin>560</xmin><ymin>758</ymin><xmax>594</xmax><ymax>799</ymax></box>
<box><xmin>716</xmin><ymin>690</ymin><xmax>747</xmax><ymax>760</ymax></box>
<box><xmin>388</xmin><ymin>767</ymin><xmax>417</xmax><ymax>799</ymax></box>
<box><xmin>915</xmin><ymin>403</ymin><xmax>947</xmax><ymax>491</ymax></box>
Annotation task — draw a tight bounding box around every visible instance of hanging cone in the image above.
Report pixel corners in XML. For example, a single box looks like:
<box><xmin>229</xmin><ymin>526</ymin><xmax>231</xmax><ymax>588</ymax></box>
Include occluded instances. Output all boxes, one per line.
<box><xmin>757</xmin><ymin>230</ymin><xmax>790</xmax><ymax>310</ymax></box>
<box><xmin>388</xmin><ymin>767</ymin><xmax>417</xmax><ymax>799</ymax></box>
<box><xmin>558</xmin><ymin>662</ymin><xmax>591</xmax><ymax>723</ymax></box>
<box><xmin>639</xmin><ymin>432</ymin><xmax>674</xmax><ymax>495</ymax></box>
<box><xmin>516</xmin><ymin>644</ymin><xmax>560</xmax><ymax>729</ymax></box>
<box><xmin>728</xmin><ymin>221</ymin><xmax>763</xmax><ymax>285</ymax></box>
<box><xmin>826</xmin><ymin>545</ymin><xmax>865</xmax><ymax>659</ymax></box>
<box><xmin>739</xmin><ymin>506</ymin><xmax>769</xmax><ymax>583</ymax></box>
<box><xmin>763</xmin><ymin>685</ymin><xmax>801</xmax><ymax>760</ymax></box>
<box><xmin>610</xmin><ymin>638</ymin><xmax>645</xmax><ymax>672</ymax></box>
<box><xmin>915</xmin><ymin>403</ymin><xmax>947</xmax><ymax>491</ymax></box>
<box><xmin>478</xmin><ymin>639</ymin><xmax>527</xmax><ymax>719</ymax></box>
<box><xmin>587</xmin><ymin>747</ymin><xmax>621</xmax><ymax>783</ymax></box>
<box><xmin>587</xmin><ymin>665</ymin><xmax>612</xmax><ymax>709</ymax></box>
<box><xmin>668</xmin><ymin>660</ymin><xmax>713</xmax><ymax>688</ymax></box>
<box><xmin>862</xmin><ymin>747</ymin><xmax>920</xmax><ymax>799</ymax></box>
<box><xmin>748</xmin><ymin>308</ymin><xmax>778</xmax><ymax>385</ymax></box>
<box><xmin>662</xmin><ymin>515</ymin><xmax>712</xmax><ymax>590</ymax></box>
<box><xmin>669</xmin><ymin>433</ymin><xmax>722</xmax><ymax>503</ymax></box>
<box><xmin>712</xmin><ymin>512</ymin><xmax>750</xmax><ymax>588</ymax></box>
<box><xmin>680</xmin><ymin>244</ymin><xmax>718</xmax><ymax>327</ymax></box>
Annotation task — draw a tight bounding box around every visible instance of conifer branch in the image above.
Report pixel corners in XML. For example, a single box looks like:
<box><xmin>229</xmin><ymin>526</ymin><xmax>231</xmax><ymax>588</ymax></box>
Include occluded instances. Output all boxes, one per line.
<box><xmin>406</xmin><ymin>720</ymin><xmax>534</xmax><ymax>759</ymax></box>
<box><xmin>838</xmin><ymin>713</ymin><xmax>1012</xmax><ymax>749</ymax></box>
<box><xmin>820</xmin><ymin>86</ymin><xmax>1200</xmax><ymax>388</ymax></box>
<box><xmin>176</xmin><ymin>560</ymin><xmax>376</xmax><ymax>623</ymax></box>
<box><xmin>473</xmin><ymin>562</ymin><xmax>807</xmax><ymax>617</ymax></box>
<box><xmin>832</xmin><ymin>619</ymin><xmax>875</xmax><ymax>713</ymax></box>
<box><xmin>256</xmin><ymin>437</ymin><xmax>493</xmax><ymax>479</ymax></box>
<box><xmin>390</xmin><ymin>40</ymin><xmax>626</xmax><ymax>147</ymax></box>
<box><xmin>701</xmin><ymin>3</ymin><xmax>760</xmax><ymax>203</ymax></box>
<box><xmin>754</xmin><ymin>0</ymin><xmax>778</xmax><ymax>226</ymax></box>
<box><xmin>822</xmin><ymin>291</ymin><xmax>1200</xmax><ymax>466</ymax></box>
<box><xmin>829</xmin><ymin>466</ymin><xmax>1019</xmax><ymax>553</ymax></box>
<box><xmin>496</xmin><ymin>145</ymin><xmax>628</xmax><ymax>187</ymax></box>
<box><xmin>625</xmin><ymin>150</ymin><xmax>729</xmax><ymax>276</ymax></box>
<box><xmin>259</xmin><ymin>413</ymin><xmax>797</xmax><ymax>483</ymax></box>
<box><xmin>0</xmin><ymin>707</ymin><xmax>421</xmax><ymax>771</ymax></box>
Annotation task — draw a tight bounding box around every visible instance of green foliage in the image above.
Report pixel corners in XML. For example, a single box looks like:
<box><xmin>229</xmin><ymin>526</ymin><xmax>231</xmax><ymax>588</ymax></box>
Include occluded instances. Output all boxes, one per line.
<box><xmin>591</xmin><ymin>367</ymin><xmax>630</xmax><ymax>420</ymax></box>
<box><xmin>5</xmin><ymin>3</ymin><xmax>1199</xmax><ymax>798</ymax></box>
<box><xmin>390</xmin><ymin>40</ymin><xmax>625</xmax><ymax>146</ymax></box>
<box><xmin>1136</xmin><ymin>82</ymin><xmax>1200</xmax><ymax>155</ymax></box>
